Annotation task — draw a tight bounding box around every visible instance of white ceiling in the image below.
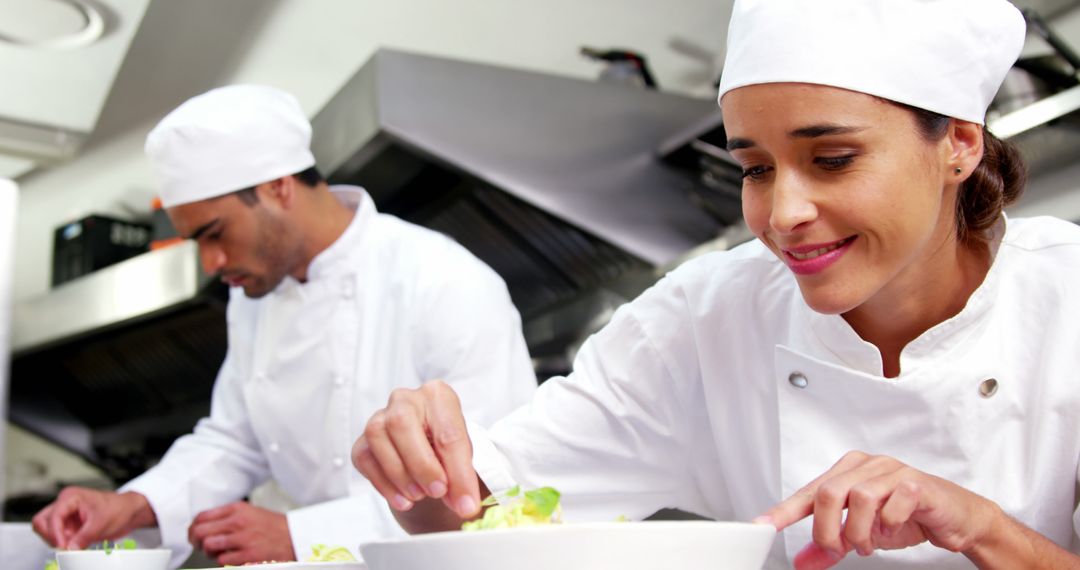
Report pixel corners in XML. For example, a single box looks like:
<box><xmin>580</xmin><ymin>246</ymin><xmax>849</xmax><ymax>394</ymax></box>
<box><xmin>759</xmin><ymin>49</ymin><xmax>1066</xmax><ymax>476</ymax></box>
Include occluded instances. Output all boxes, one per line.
<box><xmin>4</xmin><ymin>0</ymin><xmax>1080</xmax><ymax>182</ymax></box>
<box><xmin>0</xmin><ymin>0</ymin><xmax>150</xmax><ymax>170</ymax></box>
<box><xmin>0</xmin><ymin>0</ymin><xmax>733</xmax><ymax>181</ymax></box>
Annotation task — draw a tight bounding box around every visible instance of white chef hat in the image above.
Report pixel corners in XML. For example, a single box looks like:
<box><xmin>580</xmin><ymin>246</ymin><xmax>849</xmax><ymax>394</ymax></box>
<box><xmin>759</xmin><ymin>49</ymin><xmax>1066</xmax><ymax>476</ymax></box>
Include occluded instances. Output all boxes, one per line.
<box><xmin>716</xmin><ymin>0</ymin><xmax>1027</xmax><ymax>125</ymax></box>
<box><xmin>146</xmin><ymin>85</ymin><xmax>317</xmax><ymax>208</ymax></box>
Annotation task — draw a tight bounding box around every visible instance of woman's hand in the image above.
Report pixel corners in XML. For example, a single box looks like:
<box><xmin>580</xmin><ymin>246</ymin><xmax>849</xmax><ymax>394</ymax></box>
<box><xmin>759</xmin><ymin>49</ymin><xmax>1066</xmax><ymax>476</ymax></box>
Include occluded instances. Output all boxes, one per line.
<box><xmin>352</xmin><ymin>380</ymin><xmax>484</xmax><ymax>532</ymax></box>
<box><xmin>757</xmin><ymin>451</ymin><xmax>1003</xmax><ymax>570</ymax></box>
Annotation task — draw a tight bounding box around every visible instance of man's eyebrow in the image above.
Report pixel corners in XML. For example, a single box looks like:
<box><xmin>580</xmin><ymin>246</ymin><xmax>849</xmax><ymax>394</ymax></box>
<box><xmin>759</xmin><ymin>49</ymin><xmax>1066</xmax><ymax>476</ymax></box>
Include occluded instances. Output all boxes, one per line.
<box><xmin>187</xmin><ymin>218</ymin><xmax>221</xmax><ymax>240</ymax></box>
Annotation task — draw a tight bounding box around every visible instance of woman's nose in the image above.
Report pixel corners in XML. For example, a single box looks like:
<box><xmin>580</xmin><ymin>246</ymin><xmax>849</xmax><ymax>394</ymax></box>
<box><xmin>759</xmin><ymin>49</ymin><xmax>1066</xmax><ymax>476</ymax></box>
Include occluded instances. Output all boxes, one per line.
<box><xmin>769</xmin><ymin>174</ymin><xmax>818</xmax><ymax>234</ymax></box>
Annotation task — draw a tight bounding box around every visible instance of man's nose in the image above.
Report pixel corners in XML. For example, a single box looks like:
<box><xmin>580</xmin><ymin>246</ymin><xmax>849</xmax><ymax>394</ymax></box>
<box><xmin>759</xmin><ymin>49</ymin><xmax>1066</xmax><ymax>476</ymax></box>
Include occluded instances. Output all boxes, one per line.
<box><xmin>199</xmin><ymin>245</ymin><xmax>226</xmax><ymax>275</ymax></box>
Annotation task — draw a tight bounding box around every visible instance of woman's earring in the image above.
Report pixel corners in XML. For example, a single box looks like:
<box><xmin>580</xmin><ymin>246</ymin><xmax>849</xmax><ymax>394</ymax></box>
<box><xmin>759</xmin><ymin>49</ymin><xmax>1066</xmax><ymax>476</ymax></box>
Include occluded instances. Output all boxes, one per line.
<box><xmin>954</xmin><ymin>167</ymin><xmax>963</xmax><ymax>174</ymax></box>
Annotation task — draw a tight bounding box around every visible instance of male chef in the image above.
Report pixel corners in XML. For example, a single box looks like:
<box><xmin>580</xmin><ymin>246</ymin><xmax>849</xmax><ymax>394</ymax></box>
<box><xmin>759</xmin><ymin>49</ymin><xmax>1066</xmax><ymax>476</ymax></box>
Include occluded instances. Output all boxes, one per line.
<box><xmin>32</xmin><ymin>85</ymin><xmax>536</xmax><ymax>566</ymax></box>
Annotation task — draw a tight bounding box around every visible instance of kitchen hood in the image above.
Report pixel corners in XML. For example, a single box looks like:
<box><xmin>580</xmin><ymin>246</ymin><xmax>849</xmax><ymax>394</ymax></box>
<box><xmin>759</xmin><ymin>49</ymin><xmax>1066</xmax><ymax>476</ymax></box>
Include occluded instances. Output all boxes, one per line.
<box><xmin>8</xmin><ymin>242</ymin><xmax>228</xmax><ymax>481</ymax></box>
<box><xmin>312</xmin><ymin>49</ymin><xmax>740</xmax><ymax>351</ymax></box>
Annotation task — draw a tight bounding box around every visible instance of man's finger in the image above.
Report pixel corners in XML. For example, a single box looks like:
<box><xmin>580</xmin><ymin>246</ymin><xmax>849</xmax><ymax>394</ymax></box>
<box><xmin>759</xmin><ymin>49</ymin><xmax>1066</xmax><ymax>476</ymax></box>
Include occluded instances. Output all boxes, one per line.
<box><xmin>67</xmin><ymin>508</ymin><xmax>103</xmax><ymax>551</ymax></box>
<box><xmin>50</xmin><ymin>499</ymin><xmax>80</xmax><ymax>549</ymax></box>
<box><xmin>32</xmin><ymin>505</ymin><xmax>55</xmax><ymax>544</ymax></box>
<box><xmin>193</xmin><ymin>503</ymin><xmax>237</xmax><ymax>524</ymax></box>
<box><xmin>217</xmin><ymin>548</ymin><xmax>256</xmax><ymax>567</ymax></box>
<box><xmin>189</xmin><ymin>518</ymin><xmax>236</xmax><ymax>549</ymax></box>
<box><xmin>203</xmin><ymin>531</ymin><xmax>241</xmax><ymax>557</ymax></box>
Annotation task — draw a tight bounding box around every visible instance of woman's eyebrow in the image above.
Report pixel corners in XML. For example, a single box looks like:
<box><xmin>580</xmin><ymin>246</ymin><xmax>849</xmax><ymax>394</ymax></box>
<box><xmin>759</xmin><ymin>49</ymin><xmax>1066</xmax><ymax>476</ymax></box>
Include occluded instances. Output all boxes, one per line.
<box><xmin>727</xmin><ymin>124</ymin><xmax>867</xmax><ymax>151</ymax></box>
<box><xmin>789</xmin><ymin>124</ymin><xmax>867</xmax><ymax>138</ymax></box>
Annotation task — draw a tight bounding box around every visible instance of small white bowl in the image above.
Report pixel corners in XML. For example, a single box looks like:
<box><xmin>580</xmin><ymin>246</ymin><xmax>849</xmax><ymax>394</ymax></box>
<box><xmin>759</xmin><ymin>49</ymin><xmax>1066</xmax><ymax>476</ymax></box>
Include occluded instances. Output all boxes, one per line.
<box><xmin>56</xmin><ymin>549</ymin><xmax>171</xmax><ymax>570</ymax></box>
<box><xmin>361</xmin><ymin>521</ymin><xmax>775</xmax><ymax>570</ymax></box>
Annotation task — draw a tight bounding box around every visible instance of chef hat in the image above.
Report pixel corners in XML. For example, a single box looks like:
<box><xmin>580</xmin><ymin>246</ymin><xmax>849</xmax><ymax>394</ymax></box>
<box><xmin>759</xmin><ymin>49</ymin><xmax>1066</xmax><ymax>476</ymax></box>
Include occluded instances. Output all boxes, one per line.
<box><xmin>146</xmin><ymin>85</ymin><xmax>317</xmax><ymax>208</ymax></box>
<box><xmin>716</xmin><ymin>0</ymin><xmax>1027</xmax><ymax>124</ymax></box>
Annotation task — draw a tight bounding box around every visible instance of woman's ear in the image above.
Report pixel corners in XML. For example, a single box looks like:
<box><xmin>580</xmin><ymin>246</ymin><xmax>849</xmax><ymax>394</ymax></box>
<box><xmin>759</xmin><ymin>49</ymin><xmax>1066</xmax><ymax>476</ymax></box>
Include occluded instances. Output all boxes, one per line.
<box><xmin>946</xmin><ymin>119</ymin><xmax>984</xmax><ymax>180</ymax></box>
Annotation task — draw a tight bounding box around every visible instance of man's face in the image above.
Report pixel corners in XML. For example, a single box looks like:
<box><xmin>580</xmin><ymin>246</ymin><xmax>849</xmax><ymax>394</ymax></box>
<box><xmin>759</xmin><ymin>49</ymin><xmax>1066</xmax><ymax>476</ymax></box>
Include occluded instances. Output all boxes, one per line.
<box><xmin>168</xmin><ymin>190</ymin><xmax>298</xmax><ymax>298</ymax></box>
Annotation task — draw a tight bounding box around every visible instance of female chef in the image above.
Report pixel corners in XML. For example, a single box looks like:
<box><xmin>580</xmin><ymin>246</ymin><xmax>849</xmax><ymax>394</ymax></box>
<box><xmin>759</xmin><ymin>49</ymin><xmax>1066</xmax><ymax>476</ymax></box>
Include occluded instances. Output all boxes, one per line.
<box><xmin>351</xmin><ymin>1</ymin><xmax>1080</xmax><ymax>568</ymax></box>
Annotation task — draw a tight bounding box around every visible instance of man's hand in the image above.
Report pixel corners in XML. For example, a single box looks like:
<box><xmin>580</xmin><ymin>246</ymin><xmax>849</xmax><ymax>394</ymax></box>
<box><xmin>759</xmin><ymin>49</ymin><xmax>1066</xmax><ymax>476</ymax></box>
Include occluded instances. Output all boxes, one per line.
<box><xmin>32</xmin><ymin>488</ymin><xmax>156</xmax><ymax>550</ymax></box>
<box><xmin>188</xmin><ymin>502</ymin><xmax>295</xmax><ymax>565</ymax></box>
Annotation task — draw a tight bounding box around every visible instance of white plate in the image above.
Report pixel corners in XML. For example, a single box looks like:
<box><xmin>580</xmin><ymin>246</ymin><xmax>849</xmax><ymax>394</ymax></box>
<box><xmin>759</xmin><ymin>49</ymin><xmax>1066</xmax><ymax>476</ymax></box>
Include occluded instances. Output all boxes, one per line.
<box><xmin>56</xmin><ymin>549</ymin><xmax>171</xmax><ymax>570</ymax></box>
<box><xmin>203</xmin><ymin>563</ymin><xmax>366</xmax><ymax>570</ymax></box>
<box><xmin>360</xmin><ymin>521</ymin><xmax>775</xmax><ymax>570</ymax></box>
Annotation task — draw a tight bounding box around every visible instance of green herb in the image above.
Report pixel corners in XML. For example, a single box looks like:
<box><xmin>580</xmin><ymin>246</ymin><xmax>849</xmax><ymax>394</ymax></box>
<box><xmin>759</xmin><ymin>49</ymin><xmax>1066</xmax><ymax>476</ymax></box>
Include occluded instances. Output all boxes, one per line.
<box><xmin>305</xmin><ymin>544</ymin><xmax>357</xmax><ymax>562</ymax></box>
<box><xmin>461</xmin><ymin>486</ymin><xmax>562</xmax><ymax>531</ymax></box>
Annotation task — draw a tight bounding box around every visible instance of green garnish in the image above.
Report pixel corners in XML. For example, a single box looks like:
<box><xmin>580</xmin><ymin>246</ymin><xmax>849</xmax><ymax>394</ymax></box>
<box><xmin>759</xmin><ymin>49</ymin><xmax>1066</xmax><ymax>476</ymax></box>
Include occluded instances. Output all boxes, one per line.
<box><xmin>462</xmin><ymin>486</ymin><xmax>562</xmax><ymax>531</ymax></box>
<box><xmin>305</xmin><ymin>544</ymin><xmax>357</xmax><ymax>562</ymax></box>
<box><xmin>100</xmin><ymin>538</ymin><xmax>137</xmax><ymax>554</ymax></box>
<box><xmin>44</xmin><ymin>562</ymin><xmax>58</xmax><ymax>570</ymax></box>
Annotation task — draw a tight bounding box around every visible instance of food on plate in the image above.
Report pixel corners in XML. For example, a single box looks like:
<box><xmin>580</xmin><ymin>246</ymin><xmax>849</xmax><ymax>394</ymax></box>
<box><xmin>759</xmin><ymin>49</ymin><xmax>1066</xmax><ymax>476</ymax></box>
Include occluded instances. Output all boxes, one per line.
<box><xmin>305</xmin><ymin>544</ymin><xmax>358</xmax><ymax>562</ymax></box>
<box><xmin>461</xmin><ymin>486</ymin><xmax>562</xmax><ymax>531</ymax></box>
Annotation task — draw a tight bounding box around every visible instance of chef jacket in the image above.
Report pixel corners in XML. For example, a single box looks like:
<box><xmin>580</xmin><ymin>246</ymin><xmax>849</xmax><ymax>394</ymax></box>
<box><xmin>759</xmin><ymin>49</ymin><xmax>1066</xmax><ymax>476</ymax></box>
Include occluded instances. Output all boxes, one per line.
<box><xmin>124</xmin><ymin>185</ymin><xmax>537</xmax><ymax>567</ymax></box>
<box><xmin>471</xmin><ymin>215</ymin><xmax>1080</xmax><ymax>569</ymax></box>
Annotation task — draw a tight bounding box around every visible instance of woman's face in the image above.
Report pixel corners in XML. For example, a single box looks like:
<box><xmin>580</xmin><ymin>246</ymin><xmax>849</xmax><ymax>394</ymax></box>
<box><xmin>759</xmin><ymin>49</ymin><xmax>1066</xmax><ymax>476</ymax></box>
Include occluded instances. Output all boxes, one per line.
<box><xmin>722</xmin><ymin>83</ymin><xmax>964</xmax><ymax>315</ymax></box>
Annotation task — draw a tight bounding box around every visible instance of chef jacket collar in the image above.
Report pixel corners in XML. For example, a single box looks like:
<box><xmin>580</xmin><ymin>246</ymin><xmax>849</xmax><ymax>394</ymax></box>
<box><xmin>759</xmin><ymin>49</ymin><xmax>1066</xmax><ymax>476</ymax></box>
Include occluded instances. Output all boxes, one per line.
<box><xmin>303</xmin><ymin>185</ymin><xmax>376</xmax><ymax>282</ymax></box>
<box><xmin>797</xmin><ymin>215</ymin><xmax>1008</xmax><ymax>378</ymax></box>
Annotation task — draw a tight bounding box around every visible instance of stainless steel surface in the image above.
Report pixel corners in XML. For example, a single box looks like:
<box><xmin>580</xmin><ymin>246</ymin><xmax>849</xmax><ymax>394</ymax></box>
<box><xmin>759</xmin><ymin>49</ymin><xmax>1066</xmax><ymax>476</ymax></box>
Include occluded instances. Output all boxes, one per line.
<box><xmin>1</xmin><ymin>180</ymin><xmax>17</xmax><ymax>513</ymax></box>
<box><xmin>12</xmin><ymin>241</ymin><xmax>204</xmax><ymax>353</ymax></box>
<box><xmin>8</xmin><ymin>241</ymin><xmax>228</xmax><ymax>479</ymax></box>
<box><xmin>989</xmin><ymin>82</ymin><xmax>1080</xmax><ymax>139</ymax></box>
<box><xmin>311</xmin><ymin>49</ymin><xmax>725</xmax><ymax>268</ymax></box>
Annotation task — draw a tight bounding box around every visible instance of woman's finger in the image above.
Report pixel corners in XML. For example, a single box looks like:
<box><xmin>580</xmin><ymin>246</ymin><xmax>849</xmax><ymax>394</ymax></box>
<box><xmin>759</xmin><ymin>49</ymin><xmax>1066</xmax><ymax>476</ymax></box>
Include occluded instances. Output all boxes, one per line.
<box><xmin>353</xmin><ymin>429</ymin><xmax>414</xmax><ymax>512</ymax></box>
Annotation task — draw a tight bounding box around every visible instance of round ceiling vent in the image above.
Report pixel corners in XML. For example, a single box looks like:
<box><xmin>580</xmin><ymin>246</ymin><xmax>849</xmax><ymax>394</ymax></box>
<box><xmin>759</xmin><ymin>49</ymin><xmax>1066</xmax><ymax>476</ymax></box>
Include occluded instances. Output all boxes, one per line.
<box><xmin>0</xmin><ymin>0</ymin><xmax>105</xmax><ymax>50</ymax></box>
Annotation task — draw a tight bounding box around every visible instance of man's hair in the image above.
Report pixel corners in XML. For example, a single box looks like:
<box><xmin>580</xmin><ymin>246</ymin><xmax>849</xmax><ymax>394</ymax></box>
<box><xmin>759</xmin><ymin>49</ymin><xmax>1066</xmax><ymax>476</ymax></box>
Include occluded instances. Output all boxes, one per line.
<box><xmin>234</xmin><ymin>166</ymin><xmax>325</xmax><ymax>206</ymax></box>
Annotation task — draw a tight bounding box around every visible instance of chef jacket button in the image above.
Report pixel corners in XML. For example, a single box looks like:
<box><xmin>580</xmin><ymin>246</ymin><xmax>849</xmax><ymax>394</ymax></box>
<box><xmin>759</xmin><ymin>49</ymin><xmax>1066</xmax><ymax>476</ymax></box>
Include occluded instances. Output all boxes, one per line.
<box><xmin>332</xmin><ymin>456</ymin><xmax>346</xmax><ymax>468</ymax></box>
<box><xmin>333</xmin><ymin>375</ymin><xmax>346</xmax><ymax>387</ymax></box>
<box><xmin>978</xmin><ymin>378</ymin><xmax>999</xmax><ymax>398</ymax></box>
<box><xmin>269</xmin><ymin>442</ymin><xmax>280</xmax><ymax>453</ymax></box>
<box><xmin>788</xmin><ymin>372</ymin><xmax>808</xmax><ymax>389</ymax></box>
<box><xmin>255</xmin><ymin>372</ymin><xmax>267</xmax><ymax>383</ymax></box>
<box><xmin>341</xmin><ymin>280</ymin><xmax>354</xmax><ymax>299</ymax></box>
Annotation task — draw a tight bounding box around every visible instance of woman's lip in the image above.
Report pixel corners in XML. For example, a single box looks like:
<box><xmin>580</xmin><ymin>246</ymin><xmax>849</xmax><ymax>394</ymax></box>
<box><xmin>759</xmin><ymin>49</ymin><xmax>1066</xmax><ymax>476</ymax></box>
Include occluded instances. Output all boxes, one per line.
<box><xmin>781</xmin><ymin>236</ymin><xmax>857</xmax><ymax>275</ymax></box>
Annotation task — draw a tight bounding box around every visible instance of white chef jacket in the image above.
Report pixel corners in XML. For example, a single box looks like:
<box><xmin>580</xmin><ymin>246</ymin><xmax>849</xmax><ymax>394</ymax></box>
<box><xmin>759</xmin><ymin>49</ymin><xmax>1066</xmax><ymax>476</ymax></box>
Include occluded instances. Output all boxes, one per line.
<box><xmin>124</xmin><ymin>185</ymin><xmax>536</xmax><ymax>567</ymax></box>
<box><xmin>471</xmin><ymin>215</ymin><xmax>1080</xmax><ymax>569</ymax></box>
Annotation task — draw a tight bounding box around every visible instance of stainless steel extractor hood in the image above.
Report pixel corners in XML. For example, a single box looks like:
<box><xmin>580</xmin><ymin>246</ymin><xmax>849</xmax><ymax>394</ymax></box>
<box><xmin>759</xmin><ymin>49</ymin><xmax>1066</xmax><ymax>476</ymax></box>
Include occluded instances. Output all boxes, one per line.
<box><xmin>312</xmin><ymin>49</ymin><xmax>741</xmax><ymax>355</ymax></box>
<box><xmin>8</xmin><ymin>242</ymin><xmax>228</xmax><ymax>480</ymax></box>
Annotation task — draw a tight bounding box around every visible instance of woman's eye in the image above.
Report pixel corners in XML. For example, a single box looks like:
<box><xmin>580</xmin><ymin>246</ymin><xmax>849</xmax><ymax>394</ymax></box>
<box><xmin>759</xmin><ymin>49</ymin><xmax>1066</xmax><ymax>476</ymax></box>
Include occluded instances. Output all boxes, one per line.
<box><xmin>814</xmin><ymin>154</ymin><xmax>856</xmax><ymax>171</ymax></box>
<box><xmin>741</xmin><ymin>165</ymin><xmax>772</xmax><ymax>182</ymax></box>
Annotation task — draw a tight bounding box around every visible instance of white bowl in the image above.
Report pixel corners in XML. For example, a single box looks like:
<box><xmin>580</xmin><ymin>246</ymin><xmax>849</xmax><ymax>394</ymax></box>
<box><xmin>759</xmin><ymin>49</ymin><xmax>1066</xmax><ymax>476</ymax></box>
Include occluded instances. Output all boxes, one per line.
<box><xmin>360</xmin><ymin>521</ymin><xmax>775</xmax><ymax>570</ymax></box>
<box><xmin>56</xmin><ymin>549</ymin><xmax>171</xmax><ymax>570</ymax></box>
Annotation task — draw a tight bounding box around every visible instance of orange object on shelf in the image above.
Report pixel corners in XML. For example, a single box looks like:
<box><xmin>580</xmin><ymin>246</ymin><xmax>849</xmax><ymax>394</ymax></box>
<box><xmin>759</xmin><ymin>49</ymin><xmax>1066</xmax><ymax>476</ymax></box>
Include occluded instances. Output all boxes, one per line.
<box><xmin>150</xmin><ymin>237</ymin><xmax>184</xmax><ymax>251</ymax></box>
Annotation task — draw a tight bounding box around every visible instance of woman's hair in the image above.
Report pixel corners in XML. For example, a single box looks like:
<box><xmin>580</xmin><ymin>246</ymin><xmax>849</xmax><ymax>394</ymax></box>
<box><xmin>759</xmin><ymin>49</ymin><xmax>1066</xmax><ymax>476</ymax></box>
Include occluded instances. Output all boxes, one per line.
<box><xmin>903</xmin><ymin>105</ymin><xmax>1027</xmax><ymax>245</ymax></box>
